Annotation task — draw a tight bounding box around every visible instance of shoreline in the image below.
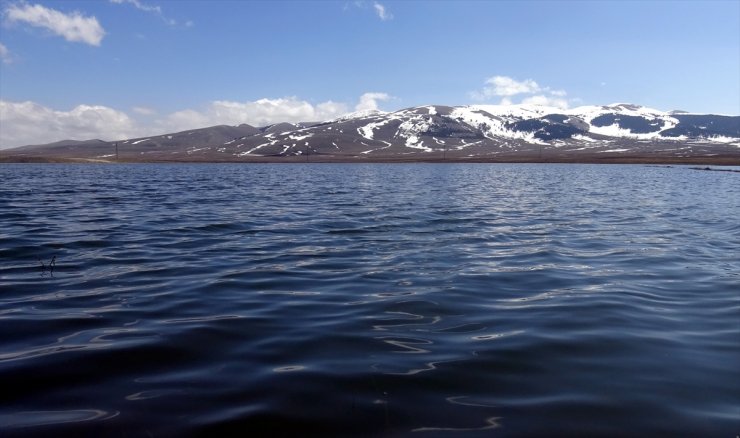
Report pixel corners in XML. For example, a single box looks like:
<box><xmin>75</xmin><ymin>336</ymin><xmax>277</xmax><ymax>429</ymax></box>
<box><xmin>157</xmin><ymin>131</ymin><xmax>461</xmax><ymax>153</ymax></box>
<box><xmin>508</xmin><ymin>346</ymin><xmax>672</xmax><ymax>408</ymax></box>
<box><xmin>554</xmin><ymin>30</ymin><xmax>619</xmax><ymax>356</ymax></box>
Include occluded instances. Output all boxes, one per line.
<box><xmin>1</xmin><ymin>154</ymin><xmax>740</xmax><ymax>166</ymax></box>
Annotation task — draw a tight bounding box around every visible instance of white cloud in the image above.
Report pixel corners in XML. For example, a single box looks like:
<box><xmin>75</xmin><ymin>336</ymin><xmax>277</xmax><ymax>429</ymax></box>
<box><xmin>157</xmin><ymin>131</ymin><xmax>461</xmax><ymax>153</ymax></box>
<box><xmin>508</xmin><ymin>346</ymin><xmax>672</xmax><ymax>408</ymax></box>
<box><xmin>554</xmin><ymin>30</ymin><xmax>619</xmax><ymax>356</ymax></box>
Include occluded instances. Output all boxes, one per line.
<box><xmin>4</xmin><ymin>3</ymin><xmax>105</xmax><ymax>46</ymax></box>
<box><xmin>471</xmin><ymin>76</ymin><xmax>542</xmax><ymax>100</ymax></box>
<box><xmin>521</xmin><ymin>95</ymin><xmax>569</xmax><ymax>109</ymax></box>
<box><xmin>355</xmin><ymin>92</ymin><xmax>391</xmax><ymax>111</ymax></box>
<box><xmin>132</xmin><ymin>106</ymin><xmax>157</xmax><ymax>116</ymax></box>
<box><xmin>153</xmin><ymin>97</ymin><xmax>353</xmax><ymax>133</ymax></box>
<box><xmin>373</xmin><ymin>2</ymin><xmax>393</xmax><ymax>20</ymax></box>
<box><xmin>0</xmin><ymin>42</ymin><xmax>11</xmax><ymax>63</ymax></box>
<box><xmin>0</xmin><ymin>100</ymin><xmax>135</xmax><ymax>148</ymax></box>
<box><xmin>471</xmin><ymin>75</ymin><xmax>573</xmax><ymax>108</ymax></box>
<box><xmin>158</xmin><ymin>109</ymin><xmax>210</xmax><ymax>133</ymax></box>
<box><xmin>0</xmin><ymin>93</ymin><xmax>388</xmax><ymax>149</ymax></box>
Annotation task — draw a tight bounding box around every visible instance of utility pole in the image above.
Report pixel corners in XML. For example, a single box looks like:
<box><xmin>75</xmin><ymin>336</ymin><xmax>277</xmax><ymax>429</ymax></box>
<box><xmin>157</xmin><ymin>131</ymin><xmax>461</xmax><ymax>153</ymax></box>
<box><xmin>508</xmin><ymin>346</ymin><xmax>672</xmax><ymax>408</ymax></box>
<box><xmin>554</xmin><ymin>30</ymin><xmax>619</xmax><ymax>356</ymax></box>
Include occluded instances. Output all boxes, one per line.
<box><xmin>115</xmin><ymin>142</ymin><xmax>119</xmax><ymax>161</ymax></box>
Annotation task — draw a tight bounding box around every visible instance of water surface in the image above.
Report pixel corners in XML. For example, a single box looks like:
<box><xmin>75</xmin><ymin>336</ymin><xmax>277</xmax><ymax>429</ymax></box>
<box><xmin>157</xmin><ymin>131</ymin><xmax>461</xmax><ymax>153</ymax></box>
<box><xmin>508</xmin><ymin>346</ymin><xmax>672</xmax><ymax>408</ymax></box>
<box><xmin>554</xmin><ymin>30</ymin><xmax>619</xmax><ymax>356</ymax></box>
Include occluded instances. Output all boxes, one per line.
<box><xmin>1</xmin><ymin>163</ymin><xmax>738</xmax><ymax>436</ymax></box>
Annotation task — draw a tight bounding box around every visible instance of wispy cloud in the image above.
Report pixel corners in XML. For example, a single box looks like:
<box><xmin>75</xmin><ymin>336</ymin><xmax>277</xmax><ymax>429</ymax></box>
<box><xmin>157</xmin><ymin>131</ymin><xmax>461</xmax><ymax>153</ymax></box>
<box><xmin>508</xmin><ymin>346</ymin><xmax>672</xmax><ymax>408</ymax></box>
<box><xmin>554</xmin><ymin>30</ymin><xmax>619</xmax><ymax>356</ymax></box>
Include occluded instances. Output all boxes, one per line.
<box><xmin>109</xmin><ymin>0</ymin><xmax>161</xmax><ymax>15</ymax></box>
<box><xmin>373</xmin><ymin>2</ymin><xmax>393</xmax><ymax>21</ymax></box>
<box><xmin>470</xmin><ymin>75</ymin><xmax>571</xmax><ymax>109</ymax></box>
<box><xmin>109</xmin><ymin>0</ymin><xmax>186</xmax><ymax>27</ymax></box>
<box><xmin>0</xmin><ymin>42</ymin><xmax>12</xmax><ymax>63</ymax></box>
<box><xmin>346</xmin><ymin>1</ymin><xmax>393</xmax><ymax>21</ymax></box>
<box><xmin>4</xmin><ymin>2</ymin><xmax>105</xmax><ymax>46</ymax></box>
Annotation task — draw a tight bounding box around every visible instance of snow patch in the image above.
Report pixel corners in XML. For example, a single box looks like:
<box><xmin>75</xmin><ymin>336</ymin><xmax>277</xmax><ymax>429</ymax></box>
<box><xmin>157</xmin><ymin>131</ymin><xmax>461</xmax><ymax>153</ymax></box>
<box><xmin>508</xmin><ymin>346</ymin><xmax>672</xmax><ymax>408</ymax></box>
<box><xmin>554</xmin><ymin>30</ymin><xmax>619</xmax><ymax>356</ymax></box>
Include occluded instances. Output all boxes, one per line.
<box><xmin>288</xmin><ymin>133</ymin><xmax>312</xmax><ymax>141</ymax></box>
<box><xmin>358</xmin><ymin>118</ymin><xmax>394</xmax><ymax>140</ymax></box>
<box><xmin>702</xmin><ymin>135</ymin><xmax>739</xmax><ymax>143</ymax></box>
<box><xmin>572</xmin><ymin>134</ymin><xmax>597</xmax><ymax>143</ymax></box>
<box><xmin>598</xmin><ymin>148</ymin><xmax>631</xmax><ymax>153</ymax></box>
<box><xmin>361</xmin><ymin>140</ymin><xmax>394</xmax><ymax>154</ymax></box>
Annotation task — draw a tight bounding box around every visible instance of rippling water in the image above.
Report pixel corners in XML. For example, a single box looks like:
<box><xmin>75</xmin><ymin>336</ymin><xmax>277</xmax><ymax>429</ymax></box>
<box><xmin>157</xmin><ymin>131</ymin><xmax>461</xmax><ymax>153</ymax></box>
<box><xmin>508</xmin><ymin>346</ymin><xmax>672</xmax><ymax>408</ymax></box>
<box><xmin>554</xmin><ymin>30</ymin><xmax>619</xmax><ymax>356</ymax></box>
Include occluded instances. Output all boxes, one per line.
<box><xmin>1</xmin><ymin>163</ymin><xmax>738</xmax><ymax>436</ymax></box>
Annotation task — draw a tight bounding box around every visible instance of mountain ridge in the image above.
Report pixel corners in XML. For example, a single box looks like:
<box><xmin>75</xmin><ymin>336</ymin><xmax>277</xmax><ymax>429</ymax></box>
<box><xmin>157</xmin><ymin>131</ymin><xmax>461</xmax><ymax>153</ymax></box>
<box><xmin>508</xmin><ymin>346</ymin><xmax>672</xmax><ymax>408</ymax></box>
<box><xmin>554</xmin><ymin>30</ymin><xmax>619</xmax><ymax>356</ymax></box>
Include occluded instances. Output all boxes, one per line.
<box><xmin>2</xmin><ymin>103</ymin><xmax>739</xmax><ymax>163</ymax></box>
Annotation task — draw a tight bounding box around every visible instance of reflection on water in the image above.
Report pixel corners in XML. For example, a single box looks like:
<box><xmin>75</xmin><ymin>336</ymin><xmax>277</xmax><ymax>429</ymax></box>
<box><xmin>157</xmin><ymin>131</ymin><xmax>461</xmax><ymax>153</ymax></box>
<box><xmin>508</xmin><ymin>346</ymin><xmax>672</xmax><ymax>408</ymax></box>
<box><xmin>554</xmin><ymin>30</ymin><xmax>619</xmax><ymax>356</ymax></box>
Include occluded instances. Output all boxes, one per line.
<box><xmin>0</xmin><ymin>163</ymin><xmax>738</xmax><ymax>436</ymax></box>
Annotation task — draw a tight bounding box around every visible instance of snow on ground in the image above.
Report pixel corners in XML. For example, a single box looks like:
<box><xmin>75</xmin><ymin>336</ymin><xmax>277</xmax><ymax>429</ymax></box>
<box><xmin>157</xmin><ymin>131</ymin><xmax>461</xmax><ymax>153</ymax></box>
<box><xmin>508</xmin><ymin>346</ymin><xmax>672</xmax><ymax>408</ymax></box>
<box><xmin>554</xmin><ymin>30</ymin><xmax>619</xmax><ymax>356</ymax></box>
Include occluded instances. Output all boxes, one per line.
<box><xmin>186</xmin><ymin>147</ymin><xmax>209</xmax><ymax>154</ymax></box>
<box><xmin>329</xmin><ymin>109</ymin><xmax>385</xmax><ymax>122</ymax></box>
<box><xmin>453</xmin><ymin>140</ymin><xmax>483</xmax><ymax>150</ymax></box>
<box><xmin>470</xmin><ymin>104</ymin><xmax>555</xmax><ymax>119</ymax></box>
<box><xmin>701</xmin><ymin>135</ymin><xmax>740</xmax><ymax>143</ymax></box>
<box><xmin>358</xmin><ymin>118</ymin><xmax>394</xmax><ymax>140</ymax></box>
<box><xmin>598</xmin><ymin>148</ymin><xmax>631</xmax><ymax>153</ymax></box>
<box><xmin>450</xmin><ymin>103</ymin><xmax>690</xmax><ymax>143</ymax></box>
<box><xmin>132</xmin><ymin>138</ymin><xmax>151</xmax><ymax>145</ymax></box>
<box><xmin>571</xmin><ymin>134</ymin><xmax>597</xmax><ymax>142</ymax></box>
<box><xmin>396</xmin><ymin>117</ymin><xmax>433</xmax><ymax>152</ymax></box>
<box><xmin>361</xmin><ymin>140</ymin><xmax>394</xmax><ymax>154</ymax></box>
<box><xmin>561</xmin><ymin>104</ymin><xmax>681</xmax><ymax>139</ymax></box>
<box><xmin>588</xmin><ymin>118</ymin><xmax>679</xmax><ymax>140</ymax></box>
<box><xmin>565</xmin><ymin>103</ymin><xmax>669</xmax><ymax>119</ymax></box>
<box><xmin>288</xmin><ymin>133</ymin><xmax>312</xmax><ymax>141</ymax></box>
<box><xmin>450</xmin><ymin>107</ymin><xmax>543</xmax><ymax>144</ymax></box>
<box><xmin>244</xmin><ymin>141</ymin><xmax>276</xmax><ymax>154</ymax></box>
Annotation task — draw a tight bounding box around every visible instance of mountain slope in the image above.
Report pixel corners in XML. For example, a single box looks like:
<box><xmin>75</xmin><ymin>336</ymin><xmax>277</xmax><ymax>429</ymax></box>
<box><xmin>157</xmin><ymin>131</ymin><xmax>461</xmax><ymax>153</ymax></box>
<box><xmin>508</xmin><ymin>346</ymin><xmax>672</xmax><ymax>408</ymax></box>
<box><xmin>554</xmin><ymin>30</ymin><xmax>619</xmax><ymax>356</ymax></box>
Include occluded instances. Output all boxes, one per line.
<box><xmin>2</xmin><ymin>104</ymin><xmax>739</xmax><ymax>163</ymax></box>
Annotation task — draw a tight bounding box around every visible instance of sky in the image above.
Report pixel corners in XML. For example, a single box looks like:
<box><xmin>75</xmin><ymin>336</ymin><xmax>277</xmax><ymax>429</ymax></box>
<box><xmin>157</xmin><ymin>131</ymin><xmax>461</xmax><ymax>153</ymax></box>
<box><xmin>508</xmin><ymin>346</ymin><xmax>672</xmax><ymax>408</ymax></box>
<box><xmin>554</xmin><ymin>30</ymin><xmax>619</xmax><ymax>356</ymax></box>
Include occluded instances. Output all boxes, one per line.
<box><xmin>0</xmin><ymin>0</ymin><xmax>738</xmax><ymax>148</ymax></box>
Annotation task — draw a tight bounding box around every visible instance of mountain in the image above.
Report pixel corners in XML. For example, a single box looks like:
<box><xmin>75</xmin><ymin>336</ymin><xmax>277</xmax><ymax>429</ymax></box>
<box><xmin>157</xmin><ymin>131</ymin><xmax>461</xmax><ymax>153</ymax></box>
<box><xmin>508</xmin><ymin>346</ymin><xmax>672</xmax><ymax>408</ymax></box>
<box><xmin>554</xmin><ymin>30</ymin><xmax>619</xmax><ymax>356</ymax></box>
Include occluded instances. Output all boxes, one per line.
<box><xmin>2</xmin><ymin>104</ymin><xmax>739</xmax><ymax>163</ymax></box>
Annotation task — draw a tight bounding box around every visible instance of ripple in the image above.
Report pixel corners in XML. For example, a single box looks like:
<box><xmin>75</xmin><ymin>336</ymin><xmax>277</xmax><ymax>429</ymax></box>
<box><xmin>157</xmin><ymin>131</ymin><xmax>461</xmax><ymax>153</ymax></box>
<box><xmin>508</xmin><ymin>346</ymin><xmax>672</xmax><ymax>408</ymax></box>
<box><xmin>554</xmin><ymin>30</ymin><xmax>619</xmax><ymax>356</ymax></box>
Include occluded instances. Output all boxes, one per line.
<box><xmin>0</xmin><ymin>163</ymin><xmax>738</xmax><ymax>436</ymax></box>
<box><xmin>0</xmin><ymin>409</ymin><xmax>119</xmax><ymax>428</ymax></box>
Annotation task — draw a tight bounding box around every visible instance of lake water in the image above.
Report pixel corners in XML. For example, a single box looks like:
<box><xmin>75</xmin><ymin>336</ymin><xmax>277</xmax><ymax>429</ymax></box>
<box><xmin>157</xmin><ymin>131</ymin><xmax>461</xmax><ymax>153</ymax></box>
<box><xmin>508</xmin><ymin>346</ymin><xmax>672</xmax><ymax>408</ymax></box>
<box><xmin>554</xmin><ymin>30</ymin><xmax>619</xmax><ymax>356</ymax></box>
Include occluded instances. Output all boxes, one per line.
<box><xmin>0</xmin><ymin>163</ymin><xmax>738</xmax><ymax>436</ymax></box>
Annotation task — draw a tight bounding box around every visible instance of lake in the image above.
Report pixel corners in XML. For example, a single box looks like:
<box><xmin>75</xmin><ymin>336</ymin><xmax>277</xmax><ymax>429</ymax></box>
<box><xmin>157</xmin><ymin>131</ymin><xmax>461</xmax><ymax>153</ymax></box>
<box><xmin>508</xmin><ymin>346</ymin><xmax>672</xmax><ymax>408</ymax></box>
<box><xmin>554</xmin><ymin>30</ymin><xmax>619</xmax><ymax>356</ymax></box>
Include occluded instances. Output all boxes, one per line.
<box><xmin>0</xmin><ymin>163</ymin><xmax>738</xmax><ymax>436</ymax></box>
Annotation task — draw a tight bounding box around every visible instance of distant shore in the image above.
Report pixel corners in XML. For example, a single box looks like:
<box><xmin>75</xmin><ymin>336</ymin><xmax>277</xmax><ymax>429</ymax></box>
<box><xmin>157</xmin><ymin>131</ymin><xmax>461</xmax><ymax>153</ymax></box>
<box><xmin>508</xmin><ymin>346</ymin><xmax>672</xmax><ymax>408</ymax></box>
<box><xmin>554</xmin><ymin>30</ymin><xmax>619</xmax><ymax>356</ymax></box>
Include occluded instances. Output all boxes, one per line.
<box><xmin>1</xmin><ymin>154</ymin><xmax>739</xmax><ymax>166</ymax></box>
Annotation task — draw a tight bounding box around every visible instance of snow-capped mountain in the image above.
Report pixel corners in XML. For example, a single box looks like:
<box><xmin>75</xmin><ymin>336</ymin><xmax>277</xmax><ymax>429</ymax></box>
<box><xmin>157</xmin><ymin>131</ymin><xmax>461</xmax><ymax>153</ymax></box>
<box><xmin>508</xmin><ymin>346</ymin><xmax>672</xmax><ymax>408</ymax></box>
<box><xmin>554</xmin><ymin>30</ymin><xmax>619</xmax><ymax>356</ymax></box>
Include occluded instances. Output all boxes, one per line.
<box><xmin>3</xmin><ymin>104</ymin><xmax>739</xmax><ymax>162</ymax></box>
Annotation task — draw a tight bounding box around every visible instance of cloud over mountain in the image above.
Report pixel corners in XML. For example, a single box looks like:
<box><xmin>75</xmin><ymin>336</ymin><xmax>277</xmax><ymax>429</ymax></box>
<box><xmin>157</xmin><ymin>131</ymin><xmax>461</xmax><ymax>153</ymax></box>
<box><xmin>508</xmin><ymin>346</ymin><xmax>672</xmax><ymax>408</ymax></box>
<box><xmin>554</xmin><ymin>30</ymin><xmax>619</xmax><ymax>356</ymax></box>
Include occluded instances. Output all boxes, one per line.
<box><xmin>0</xmin><ymin>100</ymin><xmax>135</xmax><ymax>147</ymax></box>
<box><xmin>471</xmin><ymin>75</ymin><xmax>571</xmax><ymax>109</ymax></box>
<box><xmin>0</xmin><ymin>93</ymin><xmax>395</xmax><ymax>148</ymax></box>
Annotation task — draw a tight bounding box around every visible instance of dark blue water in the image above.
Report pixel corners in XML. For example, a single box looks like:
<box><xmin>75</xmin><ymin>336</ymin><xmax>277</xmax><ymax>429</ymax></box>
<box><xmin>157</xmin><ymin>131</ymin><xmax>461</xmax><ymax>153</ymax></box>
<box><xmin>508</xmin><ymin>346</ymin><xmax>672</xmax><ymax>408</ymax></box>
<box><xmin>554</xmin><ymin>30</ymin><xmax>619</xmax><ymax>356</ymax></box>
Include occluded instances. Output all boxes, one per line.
<box><xmin>0</xmin><ymin>163</ymin><xmax>738</xmax><ymax>436</ymax></box>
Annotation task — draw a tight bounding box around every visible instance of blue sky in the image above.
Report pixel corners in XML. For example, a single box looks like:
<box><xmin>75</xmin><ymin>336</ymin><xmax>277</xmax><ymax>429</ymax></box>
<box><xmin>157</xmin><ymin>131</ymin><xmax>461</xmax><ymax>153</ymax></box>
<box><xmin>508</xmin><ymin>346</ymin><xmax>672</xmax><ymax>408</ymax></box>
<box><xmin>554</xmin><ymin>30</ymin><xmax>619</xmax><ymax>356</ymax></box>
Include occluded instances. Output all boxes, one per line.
<box><xmin>0</xmin><ymin>0</ymin><xmax>738</xmax><ymax>147</ymax></box>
